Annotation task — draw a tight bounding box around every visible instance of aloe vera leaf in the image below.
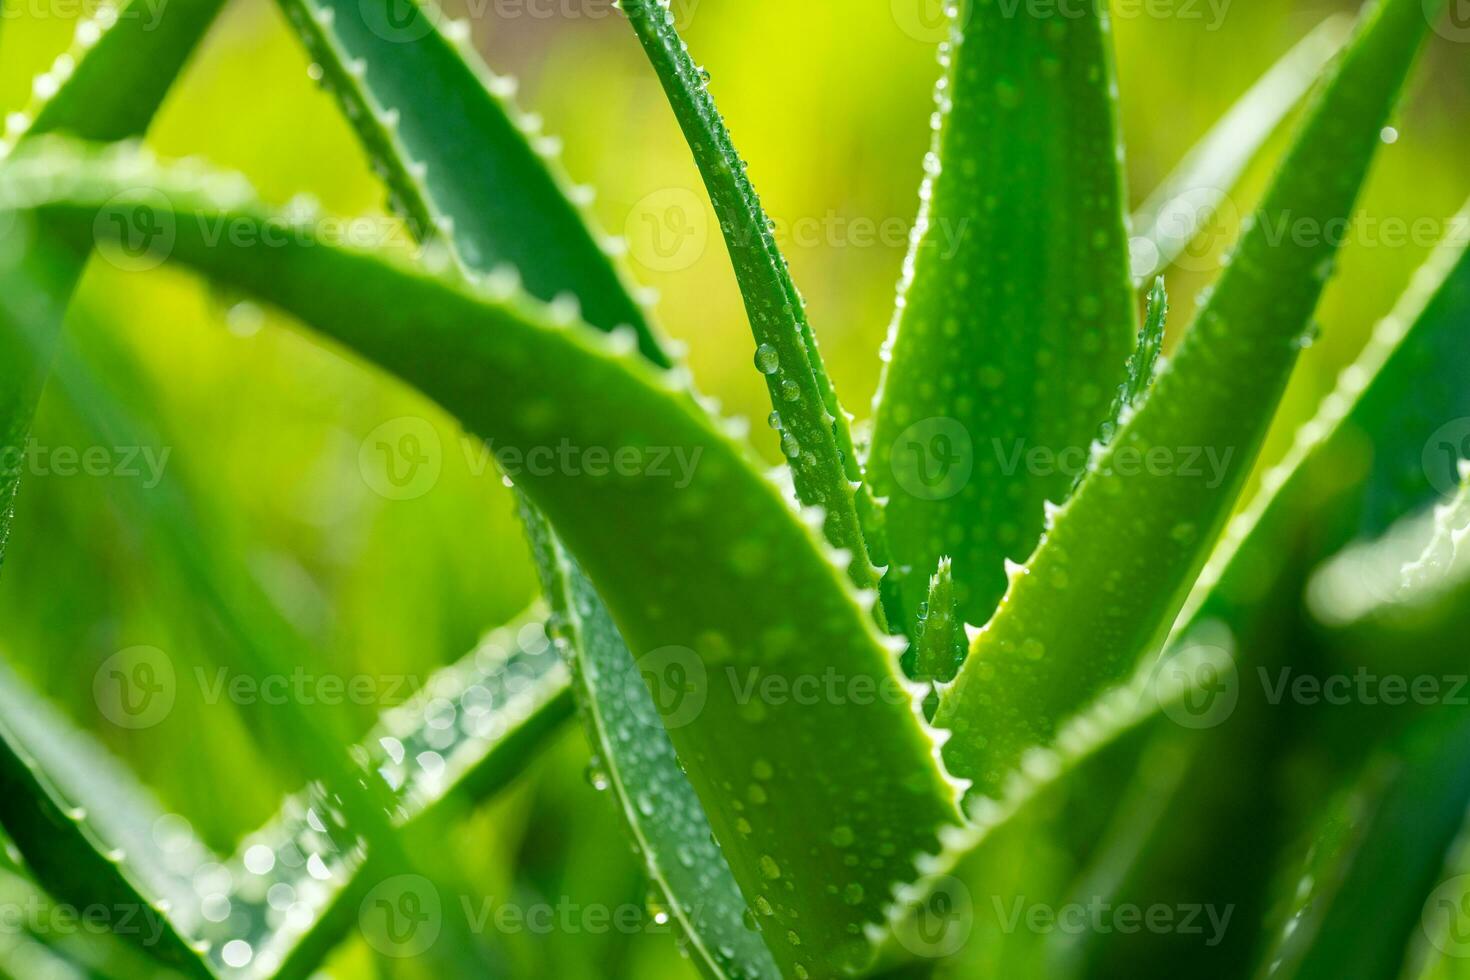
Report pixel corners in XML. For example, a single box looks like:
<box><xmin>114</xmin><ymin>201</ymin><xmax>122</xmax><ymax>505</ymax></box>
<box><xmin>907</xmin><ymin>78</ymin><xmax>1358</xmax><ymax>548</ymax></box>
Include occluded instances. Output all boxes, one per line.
<box><xmin>932</xmin><ymin>0</ymin><xmax>1440</xmax><ymax>800</ymax></box>
<box><xmin>208</xmin><ymin>608</ymin><xmax>572</xmax><ymax>979</ymax></box>
<box><xmin>0</xmin><ymin>0</ymin><xmax>226</xmax><ymax>560</ymax></box>
<box><xmin>868</xmin><ymin>0</ymin><xmax>1139</xmax><ymax>633</ymax></box>
<box><xmin>43</xmin><ymin>326</ymin><xmax>562</xmax><ymax>976</ymax></box>
<box><xmin>1309</xmin><ymin>465</ymin><xmax>1470</xmax><ymax>631</ymax></box>
<box><xmin>617</xmin><ymin>0</ymin><xmax>884</xmax><ymax>598</ymax></box>
<box><xmin>1097</xmin><ymin>278</ymin><xmax>1168</xmax><ymax>450</ymax></box>
<box><xmin>0</xmin><ymin>4</ymin><xmax>230</xmax><ymax>974</ymax></box>
<box><xmin>0</xmin><ymin>143</ymin><xmax>966</xmax><ymax>976</ymax></box>
<box><xmin>263</xmin><ymin>10</ymin><xmax>770</xmax><ymax>971</ymax></box>
<box><xmin>521</xmin><ymin>505</ymin><xmax>779</xmax><ymax>979</ymax></box>
<box><xmin>0</xmin><ymin>632</ymin><xmax>216</xmax><ymax>978</ymax></box>
<box><xmin>1256</xmin><ymin>704</ymin><xmax>1470</xmax><ymax>980</ymax></box>
<box><xmin>911</xmin><ymin>557</ymin><xmax>965</xmax><ymax>689</ymax></box>
<box><xmin>272</xmin><ymin>0</ymin><xmax>667</xmax><ymax>364</ymax></box>
<box><xmin>1128</xmin><ymin>14</ymin><xmax>1353</xmax><ymax>283</ymax></box>
<box><xmin>1047</xmin><ymin>209</ymin><xmax>1470</xmax><ymax>977</ymax></box>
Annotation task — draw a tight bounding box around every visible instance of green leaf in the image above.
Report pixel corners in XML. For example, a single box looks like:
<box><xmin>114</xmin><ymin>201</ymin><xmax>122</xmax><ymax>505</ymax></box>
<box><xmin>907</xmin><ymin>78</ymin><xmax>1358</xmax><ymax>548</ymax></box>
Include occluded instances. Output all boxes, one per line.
<box><xmin>0</xmin><ymin>651</ymin><xmax>215</xmax><ymax>978</ymax></box>
<box><xmin>0</xmin><ymin>141</ymin><xmax>965</xmax><ymax>977</ymax></box>
<box><xmin>0</xmin><ymin>0</ymin><xmax>226</xmax><ymax>563</ymax></box>
<box><xmin>1098</xmin><ymin>278</ymin><xmax>1168</xmax><ymax>449</ymax></box>
<box><xmin>207</xmin><ymin>607</ymin><xmax>572</xmax><ymax>978</ymax></box>
<box><xmin>1190</xmin><ymin>199</ymin><xmax>1470</xmax><ymax>641</ymax></box>
<box><xmin>0</xmin><ymin>3</ymin><xmax>225</xmax><ymax>973</ymax></box>
<box><xmin>868</xmin><ymin>0</ymin><xmax>1139</xmax><ymax>632</ymax></box>
<box><xmin>274</xmin><ymin>0</ymin><xmax>667</xmax><ymax>362</ymax></box>
<box><xmin>1128</xmin><ymin>13</ymin><xmax>1353</xmax><ymax>283</ymax></box>
<box><xmin>265</xmin><ymin>10</ymin><xmax>774</xmax><ymax>973</ymax></box>
<box><xmin>932</xmin><ymin>0</ymin><xmax>1439</xmax><ymax>801</ymax></box>
<box><xmin>12</xmin><ymin>308</ymin><xmax>569</xmax><ymax>976</ymax></box>
<box><xmin>521</xmin><ymin>506</ymin><xmax>779</xmax><ymax>980</ymax></box>
<box><xmin>1256</xmin><ymin>704</ymin><xmax>1470</xmax><ymax>980</ymax></box>
<box><xmin>1309</xmin><ymin>465</ymin><xmax>1470</xmax><ymax>632</ymax></box>
<box><xmin>618</xmin><ymin>0</ymin><xmax>884</xmax><ymax>598</ymax></box>
<box><xmin>909</xmin><ymin>557</ymin><xmax>966</xmax><ymax>722</ymax></box>
<box><xmin>1055</xmin><ymin>207</ymin><xmax>1470</xmax><ymax>980</ymax></box>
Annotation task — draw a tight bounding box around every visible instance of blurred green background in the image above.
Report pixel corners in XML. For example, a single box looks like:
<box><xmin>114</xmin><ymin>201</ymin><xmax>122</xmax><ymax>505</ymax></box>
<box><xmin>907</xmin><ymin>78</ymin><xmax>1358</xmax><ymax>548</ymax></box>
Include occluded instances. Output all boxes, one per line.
<box><xmin>0</xmin><ymin>1</ymin><xmax>1465</xmax><ymax>975</ymax></box>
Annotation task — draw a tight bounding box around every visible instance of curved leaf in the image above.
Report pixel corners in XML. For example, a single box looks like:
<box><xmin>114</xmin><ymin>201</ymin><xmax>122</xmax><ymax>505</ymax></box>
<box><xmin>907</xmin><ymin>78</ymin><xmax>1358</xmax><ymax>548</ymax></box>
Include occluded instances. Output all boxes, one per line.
<box><xmin>0</xmin><ymin>656</ymin><xmax>215</xmax><ymax>978</ymax></box>
<box><xmin>274</xmin><ymin>0</ymin><xmax>666</xmax><ymax>361</ymax></box>
<box><xmin>0</xmin><ymin>1</ymin><xmax>226</xmax><ymax>972</ymax></box>
<box><xmin>264</xmin><ymin>8</ymin><xmax>775</xmax><ymax>972</ymax></box>
<box><xmin>0</xmin><ymin>142</ymin><xmax>965</xmax><ymax>977</ymax></box>
<box><xmin>211</xmin><ymin>607</ymin><xmax>572</xmax><ymax>978</ymax></box>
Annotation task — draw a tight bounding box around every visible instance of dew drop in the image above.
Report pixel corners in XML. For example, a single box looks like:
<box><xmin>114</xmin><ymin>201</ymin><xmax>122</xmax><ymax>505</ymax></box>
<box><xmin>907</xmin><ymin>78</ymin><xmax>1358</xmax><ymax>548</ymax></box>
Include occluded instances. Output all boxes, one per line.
<box><xmin>754</xmin><ymin>343</ymin><xmax>780</xmax><ymax>375</ymax></box>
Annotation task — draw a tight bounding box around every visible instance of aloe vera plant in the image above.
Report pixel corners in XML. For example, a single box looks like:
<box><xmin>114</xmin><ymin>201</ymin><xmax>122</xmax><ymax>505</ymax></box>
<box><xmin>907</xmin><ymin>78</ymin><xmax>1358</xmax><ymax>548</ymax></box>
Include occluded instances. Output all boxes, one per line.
<box><xmin>0</xmin><ymin>0</ymin><xmax>1464</xmax><ymax>976</ymax></box>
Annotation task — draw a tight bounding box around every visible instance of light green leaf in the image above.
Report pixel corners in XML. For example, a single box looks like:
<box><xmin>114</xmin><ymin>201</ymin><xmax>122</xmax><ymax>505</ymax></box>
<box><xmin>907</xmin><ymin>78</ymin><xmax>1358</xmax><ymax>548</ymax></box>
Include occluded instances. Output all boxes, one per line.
<box><xmin>1308</xmin><ymin>466</ymin><xmax>1470</xmax><ymax>632</ymax></box>
<box><xmin>1129</xmin><ymin>14</ymin><xmax>1353</xmax><ymax>283</ymax></box>
<box><xmin>868</xmin><ymin>0</ymin><xmax>1138</xmax><ymax>632</ymax></box>
<box><xmin>1</xmin><ymin>0</ymin><xmax>226</xmax><ymax>562</ymax></box>
<box><xmin>0</xmin><ymin>141</ymin><xmax>965</xmax><ymax>977</ymax></box>
<box><xmin>0</xmin><ymin>656</ymin><xmax>215</xmax><ymax>978</ymax></box>
<box><xmin>1191</xmin><ymin>199</ymin><xmax>1470</xmax><ymax>641</ymax></box>
<box><xmin>1098</xmin><ymin>277</ymin><xmax>1168</xmax><ymax>449</ymax></box>
<box><xmin>619</xmin><ymin>0</ymin><xmax>883</xmax><ymax>598</ymax></box>
<box><xmin>933</xmin><ymin>0</ymin><xmax>1439</xmax><ymax>801</ymax></box>
<box><xmin>208</xmin><ymin>607</ymin><xmax>572</xmax><ymax>978</ymax></box>
<box><xmin>0</xmin><ymin>2</ymin><xmax>226</xmax><ymax>972</ymax></box>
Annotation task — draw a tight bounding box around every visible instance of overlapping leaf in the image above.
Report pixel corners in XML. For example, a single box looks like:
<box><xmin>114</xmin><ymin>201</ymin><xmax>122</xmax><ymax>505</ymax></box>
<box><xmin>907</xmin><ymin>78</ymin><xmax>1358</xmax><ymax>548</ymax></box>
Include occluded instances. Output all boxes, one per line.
<box><xmin>620</xmin><ymin>0</ymin><xmax>883</xmax><ymax>599</ymax></box>
<box><xmin>0</xmin><ymin>140</ymin><xmax>965</xmax><ymax>976</ymax></box>
<box><xmin>933</xmin><ymin>0</ymin><xmax>1441</xmax><ymax>800</ymax></box>
<box><xmin>269</xmin><ymin>4</ymin><xmax>781</xmax><ymax>973</ymax></box>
